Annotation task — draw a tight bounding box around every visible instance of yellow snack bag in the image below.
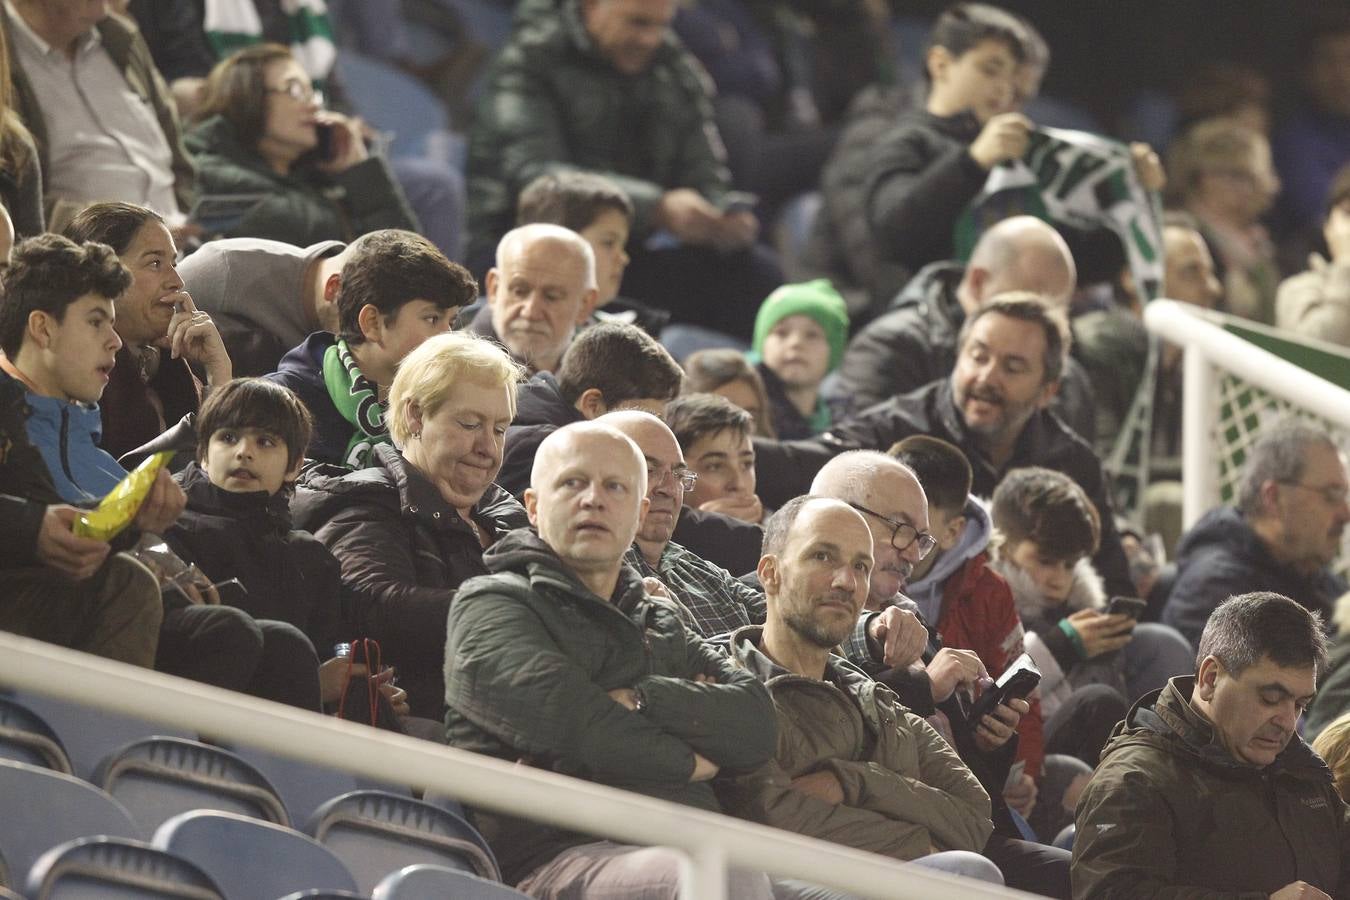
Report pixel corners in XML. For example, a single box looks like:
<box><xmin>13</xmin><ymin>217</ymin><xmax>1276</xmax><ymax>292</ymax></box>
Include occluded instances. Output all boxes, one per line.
<box><xmin>74</xmin><ymin>451</ymin><xmax>175</xmax><ymax>541</ymax></box>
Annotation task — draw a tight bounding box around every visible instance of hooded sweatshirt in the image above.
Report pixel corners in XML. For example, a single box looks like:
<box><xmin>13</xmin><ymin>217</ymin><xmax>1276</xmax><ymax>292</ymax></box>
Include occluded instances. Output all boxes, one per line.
<box><xmin>14</xmin><ymin>383</ymin><xmax>125</xmax><ymax>504</ymax></box>
<box><xmin>1072</xmin><ymin>676</ymin><xmax>1350</xmax><ymax>898</ymax></box>
<box><xmin>989</xmin><ymin>546</ymin><xmax>1119</xmax><ymax>720</ymax></box>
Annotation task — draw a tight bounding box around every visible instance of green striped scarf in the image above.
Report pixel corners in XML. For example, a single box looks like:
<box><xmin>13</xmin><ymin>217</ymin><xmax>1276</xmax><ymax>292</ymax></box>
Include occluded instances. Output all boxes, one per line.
<box><xmin>204</xmin><ymin>0</ymin><xmax>337</xmax><ymax>87</ymax></box>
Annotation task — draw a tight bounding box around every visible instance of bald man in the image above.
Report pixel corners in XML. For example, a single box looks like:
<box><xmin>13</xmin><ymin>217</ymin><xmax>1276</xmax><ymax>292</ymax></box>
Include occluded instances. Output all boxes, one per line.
<box><xmin>442</xmin><ymin>422</ymin><xmax>781</xmax><ymax>897</ymax></box>
<box><xmin>468</xmin><ymin>222</ymin><xmax>602</xmax><ymax>375</ymax></box>
<box><xmin>830</xmin><ymin>216</ymin><xmax>1096</xmax><ymax>443</ymax></box>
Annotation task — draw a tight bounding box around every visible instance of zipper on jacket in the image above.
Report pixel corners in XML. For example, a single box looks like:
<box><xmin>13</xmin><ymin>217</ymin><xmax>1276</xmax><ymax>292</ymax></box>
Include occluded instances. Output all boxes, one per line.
<box><xmin>58</xmin><ymin>406</ymin><xmax>75</xmax><ymax>485</ymax></box>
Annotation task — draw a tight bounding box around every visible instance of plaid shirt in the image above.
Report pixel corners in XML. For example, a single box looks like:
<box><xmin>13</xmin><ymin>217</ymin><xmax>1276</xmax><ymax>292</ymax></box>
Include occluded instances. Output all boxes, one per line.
<box><xmin>626</xmin><ymin>541</ymin><xmax>765</xmax><ymax>639</ymax></box>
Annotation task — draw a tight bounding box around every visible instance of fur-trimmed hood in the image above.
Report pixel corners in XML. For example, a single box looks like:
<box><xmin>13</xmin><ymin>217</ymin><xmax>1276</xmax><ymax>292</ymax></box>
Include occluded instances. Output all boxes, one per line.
<box><xmin>986</xmin><ymin>529</ymin><xmax>1107</xmax><ymax>629</ymax></box>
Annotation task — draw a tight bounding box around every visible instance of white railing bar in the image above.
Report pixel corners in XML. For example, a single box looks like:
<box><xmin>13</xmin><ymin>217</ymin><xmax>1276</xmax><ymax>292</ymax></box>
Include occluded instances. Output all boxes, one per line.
<box><xmin>1145</xmin><ymin>300</ymin><xmax>1350</xmax><ymax>429</ymax></box>
<box><xmin>1180</xmin><ymin>336</ymin><xmax>1218</xmax><ymax>529</ymax></box>
<box><xmin>0</xmin><ymin>633</ymin><xmax>1037</xmax><ymax>900</ymax></box>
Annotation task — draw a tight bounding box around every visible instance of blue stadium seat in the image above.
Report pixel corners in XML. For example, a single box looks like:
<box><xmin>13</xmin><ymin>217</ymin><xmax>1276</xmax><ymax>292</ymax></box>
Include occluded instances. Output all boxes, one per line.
<box><xmin>220</xmin><ymin>743</ymin><xmax>361</xmax><ymax>828</ymax></box>
<box><xmin>372</xmin><ymin>865</ymin><xmax>530</xmax><ymax>900</ymax></box>
<box><xmin>25</xmin><ymin>836</ymin><xmax>223</xmax><ymax>899</ymax></box>
<box><xmin>306</xmin><ymin>791</ymin><xmax>499</xmax><ymax>893</ymax></box>
<box><xmin>416</xmin><ymin>788</ymin><xmax>465</xmax><ymax>820</ymax></box>
<box><xmin>276</xmin><ymin>892</ymin><xmax>369</xmax><ymax>900</ymax></box>
<box><xmin>333</xmin><ymin>50</ymin><xmax>460</xmax><ymax>165</ymax></box>
<box><xmin>1</xmin><ymin>688</ymin><xmax>194</xmax><ymax>781</ymax></box>
<box><xmin>0</xmin><ymin>760</ymin><xmax>140</xmax><ymax>893</ymax></box>
<box><xmin>154</xmin><ymin>810</ymin><xmax>358</xmax><ymax>900</ymax></box>
<box><xmin>96</xmin><ymin>737</ymin><xmax>289</xmax><ymax>833</ymax></box>
<box><xmin>0</xmin><ymin>695</ymin><xmax>72</xmax><ymax>774</ymax></box>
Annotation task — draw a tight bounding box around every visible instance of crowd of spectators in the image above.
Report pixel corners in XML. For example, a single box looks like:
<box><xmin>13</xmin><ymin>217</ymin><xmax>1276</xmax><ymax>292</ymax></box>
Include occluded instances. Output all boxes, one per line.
<box><xmin>4</xmin><ymin>0</ymin><xmax>1350</xmax><ymax>897</ymax></box>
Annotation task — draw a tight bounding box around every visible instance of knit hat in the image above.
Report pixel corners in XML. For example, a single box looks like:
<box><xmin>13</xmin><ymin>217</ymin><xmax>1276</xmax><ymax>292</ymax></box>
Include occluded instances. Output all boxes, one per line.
<box><xmin>750</xmin><ymin>279</ymin><xmax>850</xmax><ymax>371</ymax></box>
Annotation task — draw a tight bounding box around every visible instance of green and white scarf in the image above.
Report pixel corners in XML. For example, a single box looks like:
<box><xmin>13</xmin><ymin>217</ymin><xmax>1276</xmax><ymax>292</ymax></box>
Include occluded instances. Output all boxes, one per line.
<box><xmin>955</xmin><ymin>126</ymin><xmax>1165</xmax><ymax>300</ymax></box>
<box><xmin>322</xmin><ymin>338</ymin><xmax>391</xmax><ymax>470</ymax></box>
<box><xmin>204</xmin><ymin>0</ymin><xmax>337</xmax><ymax>87</ymax></box>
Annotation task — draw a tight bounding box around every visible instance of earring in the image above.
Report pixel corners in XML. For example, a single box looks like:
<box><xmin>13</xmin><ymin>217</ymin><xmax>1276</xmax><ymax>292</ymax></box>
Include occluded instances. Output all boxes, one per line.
<box><xmin>410</xmin><ymin>431</ymin><xmax>421</xmax><ymax>440</ymax></box>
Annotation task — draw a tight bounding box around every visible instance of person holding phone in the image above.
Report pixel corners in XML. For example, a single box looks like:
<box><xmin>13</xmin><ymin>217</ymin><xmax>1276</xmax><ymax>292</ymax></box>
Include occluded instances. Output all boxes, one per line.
<box><xmin>185</xmin><ymin>43</ymin><xmax>418</xmax><ymax>246</ymax></box>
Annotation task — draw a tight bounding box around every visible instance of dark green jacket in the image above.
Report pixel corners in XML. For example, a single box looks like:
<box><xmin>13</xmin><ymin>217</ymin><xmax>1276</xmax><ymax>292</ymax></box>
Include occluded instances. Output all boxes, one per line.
<box><xmin>444</xmin><ymin>528</ymin><xmax>776</xmax><ymax>883</ymax></box>
<box><xmin>1072</xmin><ymin>676</ymin><xmax>1350</xmax><ymax>899</ymax></box>
<box><xmin>465</xmin><ymin>0</ymin><xmax>731</xmax><ymax>264</ymax></box>
<box><xmin>3</xmin><ymin>9</ymin><xmax>195</xmax><ymax>215</ymax></box>
<box><xmin>184</xmin><ymin>114</ymin><xmax>417</xmax><ymax>245</ymax></box>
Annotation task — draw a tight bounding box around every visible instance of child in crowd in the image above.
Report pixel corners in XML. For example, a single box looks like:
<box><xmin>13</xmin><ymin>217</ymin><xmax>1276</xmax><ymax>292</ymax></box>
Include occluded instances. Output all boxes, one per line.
<box><xmin>682</xmin><ymin>348</ymin><xmax>776</xmax><ymax>438</ymax></box>
<box><xmin>749</xmin><ymin>279</ymin><xmax>850</xmax><ymax>439</ymax></box>
<box><xmin>164</xmin><ymin>378</ymin><xmax>406</xmax><ymax>717</ymax></box>
<box><xmin>864</xmin><ymin>3</ymin><xmax>1032</xmax><ymax>277</ymax></box>
<box><xmin>987</xmin><ymin>468</ymin><xmax>1192</xmax><ymax>767</ymax></box>
<box><xmin>665</xmin><ymin>393</ymin><xmax>765</xmax><ymax>524</ymax></box>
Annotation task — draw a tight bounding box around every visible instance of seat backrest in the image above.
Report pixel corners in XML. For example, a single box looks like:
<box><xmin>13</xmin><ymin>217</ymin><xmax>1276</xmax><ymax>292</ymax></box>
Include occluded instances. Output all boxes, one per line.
<box><xmin>218</xmin><ymin>742</ymin><xmax>360</xmax><ymax>828</ymax></box>
<box><xmin>275</xmin><ymin>892</ymin><xmax>369</xmax><ymax>900</ymax></box>
<box><xmin>97</xmin><ymin>737</ymin><xmax>288</xmax><ymax>833</ymax></box>
<box><xmin>153</xmin><ymin>811</ymin><xmax>357</xmax><ymax>900</ymax></box>
<box><xmin>0</xmin><ymin>697</ymin><xmax>72</xmax><ymax>774</ymax></box>
<box><xmin>0</xmin><ymin>760</ymin><xmax>140</xmax><ymax>892</ymax></box>
<box><xmin>25</xmin><ymin>836</ymin><xmax>223</xmax><ymax>900</ymax></box>
<box><xmin>332</xmin><ymin>50</ymin><xmax>451</xmax><ymax>162</ymax></box>
<box><xmin>3</xmin><ymin>689</ymin><xmax>194</xmax><ymax>781</ymax></box>
<box><xmin>306</xmin><ymin>791</ymin><xmax>499</xmax><ymax>893</ymax></box>
<box><xmin>372</xmin><ymin>865</ymin><xmax>530</xmax><ymax>900</ymax></box>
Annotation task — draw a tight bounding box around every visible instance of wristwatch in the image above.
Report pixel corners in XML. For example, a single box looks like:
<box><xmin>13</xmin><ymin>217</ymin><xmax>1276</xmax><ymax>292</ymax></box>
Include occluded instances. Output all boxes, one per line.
<box><xmin>633</xmin><ymin>687</ymin><xmax>648</xmax><ymax>714</ymax></box>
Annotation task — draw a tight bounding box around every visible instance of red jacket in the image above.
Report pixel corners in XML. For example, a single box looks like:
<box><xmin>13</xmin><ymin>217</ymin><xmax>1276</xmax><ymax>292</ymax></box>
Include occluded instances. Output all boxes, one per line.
<box><xmin>935</xmin><ymin>550</ymin><xmax>1046</xmax><ymax>779</ymax></box>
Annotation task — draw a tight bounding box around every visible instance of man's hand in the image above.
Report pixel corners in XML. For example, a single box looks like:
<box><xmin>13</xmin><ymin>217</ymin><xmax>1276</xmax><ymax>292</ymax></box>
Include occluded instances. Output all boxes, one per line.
<box><xmin>133</xmin><ymin>469</ymin><xmax>186</xmax><ymax>535</ymax></box>
<box><xmin>867</xmin><ymin>606</ymin><xmax>928</xmax><ymax>669</ymax></box>
<box><xmin>698</xmin><ymin>494</ymin><xmax>763</xmax><ymax>523</ymax></box>
<box><xmin>973</xmin><ymin>696</ymin><xmax>1029</xmax><ymax>753</ymax></box>
<box><xmin>1066</xmin><ymin>609</ymin><xmax>1135</xmax><ymax>658</ymax></box>
<box><xmin>969</xmin><ymin>113</ymin><xmax>1033</xmax><ymax>170</ymax></box>
<box><xmin>608</xmin><ymin>687</ymin><xmax>639</xmax><ymax>710</ymax></box>
<box><xmin>709</xmin><ymin>209</ymin><xmax>759</xmax><ymax>252</ymax></box>
<box><xmin>1270</xmin><ymin>883</ymin><xmax>1332</xmax><ymax>900</ymax></box>
<box><xmin>162</xmin><ymin>292</ymin><xmax>232</xmax><ymax>386</ymax></box>
<box><xmin>655</xmin><ymin>189</ymin><xmax>723</xmax><ymax>245</ymax></box>
<box><xmin>1002</xmin><ymin>772</ymin><xmax>1037</xmax><ymax>818</ymax></box>
<box><xmin>690</xmin><ymin>752</ymin><xmax>720</xmax><ymax>782</ymax></box>
<box><xmin>1325</xmin><ymin>204</ymin><xmax>1350</xmax><ymax>263</ymax></box>
<box><xmin>790</xmin><ymin>770</ymin><xmax>845</xmax><ymax>805</ymax></box>
<box><xmin>35</xmin><ymin>505</ymin><xmax>110</xmax><ymax>580</ymax></box>
<box><xmin>642</xmin><ymin>576</ymin><xmax>674</xmax><ymax>602</ymax></box>
<box><xmin>926</xmin><ymin>648</ymin><xmax>987</xmax><ymax>703</ymax></box>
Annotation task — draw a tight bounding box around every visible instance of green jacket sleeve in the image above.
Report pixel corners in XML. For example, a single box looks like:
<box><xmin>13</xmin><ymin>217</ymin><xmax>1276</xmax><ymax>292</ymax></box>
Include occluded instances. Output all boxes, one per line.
<box><xmin>1072</xmin><ymin>763</ymin><xmax>1267</xmax><ymax>900</ymax></box>
<box><xmin>720</xmin><ymin>757</ymin><xmax>935</xmax><ymax>860</ymax></box>
<box><xmin>447</xmin><ymin>585</ymin><xmax>705</xmax><ymax>788</ymax></box>
<box><xmin>821</xmin><ymin>712</ymin><xmax>992</xmax><ymax>853</ymax></box>
<box><xmin>636</xmin><ymin>628</ymin><xmax>777</xmax><ymax>773</ymax></box>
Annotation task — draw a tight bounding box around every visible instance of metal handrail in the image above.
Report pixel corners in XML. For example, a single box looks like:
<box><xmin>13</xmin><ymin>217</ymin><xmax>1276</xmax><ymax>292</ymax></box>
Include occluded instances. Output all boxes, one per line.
<box><xmin>0</xmin><ymin>632</ymin><xmax>1036</xmax><ymax>900</ymax></box>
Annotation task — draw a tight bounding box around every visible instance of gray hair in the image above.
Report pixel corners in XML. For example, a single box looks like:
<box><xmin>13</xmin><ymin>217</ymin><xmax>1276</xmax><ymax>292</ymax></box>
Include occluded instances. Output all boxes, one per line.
<box><xmin>810</xmin><ymin>451</ymin><xmax>917</xmax><ymax>505</ymax></box>
<box><xmin>1197</xmin><ymin>592</ymin><xmax>1328</xmax><ymax>678</ymax></box>
<box><xmin>495</xmin><ymin>222</ymin><xmax>597</xmax><ymax>292</ymax></box>
<box><xmin>1236</xmin><ymin>420</ymin><xmax>1339</xmax><ymax>518</ymax></box>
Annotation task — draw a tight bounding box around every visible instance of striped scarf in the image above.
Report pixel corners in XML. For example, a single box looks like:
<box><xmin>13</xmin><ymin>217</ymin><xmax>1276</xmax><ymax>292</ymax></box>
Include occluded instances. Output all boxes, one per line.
<box><xmin>204</xmin><ymin>0</ymin><xmax>337</xmax><ymax>86</ymax></box>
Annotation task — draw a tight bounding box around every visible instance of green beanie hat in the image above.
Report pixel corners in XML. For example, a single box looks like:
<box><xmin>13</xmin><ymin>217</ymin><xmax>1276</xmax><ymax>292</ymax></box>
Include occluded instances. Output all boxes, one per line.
<box><xmin>751</xmin><ymin>279</ymin><xmax>850</xmax><ymax>371</ymax></box>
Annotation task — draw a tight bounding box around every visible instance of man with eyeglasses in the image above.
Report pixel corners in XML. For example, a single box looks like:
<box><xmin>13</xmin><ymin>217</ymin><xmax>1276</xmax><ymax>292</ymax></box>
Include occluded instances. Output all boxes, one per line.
<box><xmin>1164</xmin><ymin>420</ymin><xmax>1350</xmax><ymax>652</ymax></box>
<box><xmin>603</xmin><ymin>411</ymin><xmax>926</xmax><ymax>669</ymax></box>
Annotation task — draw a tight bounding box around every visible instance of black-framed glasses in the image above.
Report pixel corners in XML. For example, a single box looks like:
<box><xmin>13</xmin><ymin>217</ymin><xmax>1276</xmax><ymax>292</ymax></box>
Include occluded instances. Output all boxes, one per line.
<box><xmin>649</xmin><ymin>464</ymin><xmax>698</xmax><ymax>492</ymax></box>
<box><xmin>849</xmin><ymin>502</ymin><xmax>938</xmax><ymax>559</ymax></box>
<box><xmin>1278</xmin><ymin>480</ymin><xmax>1350</xmax><ymax>508</ymax></box>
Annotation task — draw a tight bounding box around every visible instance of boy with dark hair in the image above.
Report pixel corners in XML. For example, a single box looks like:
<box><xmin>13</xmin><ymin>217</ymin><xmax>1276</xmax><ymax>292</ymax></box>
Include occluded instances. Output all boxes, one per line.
<box><xmin>164</xmin><ymin>378</ymin><xmax>386</xmax><ymax>713</ymax></box>
<box><xmin>863</xmin><ymin>2</ymin><xmax>1032</xmax><ymax>277</ymax></box>
<box><xmin>989</xmin><ymin>468</ymin><xmax>1192</xmax><ymax>772</ymax></box>
<box><xmin>268</xmin><ymin>230</ymin><xmax>477</xmax><ymax>468</ymax></box>
<box><xmin>497</xmin><ymin>321</ymin><xmax>684</xmax><ymax>497</ymax></box>
<box><xmin>666</xmin><ymin>392</ymin><xmax>764</xmax><ymax>524</ymax></box>
<box><xmin>891</xmin><ymin>435</ymin><xmax>1045</xmax><ymax>817</ymax></box>
<box><xmin>0</xmin><ymin>237</ymin><xmax>322</xmax><ymax>709</ymax></box>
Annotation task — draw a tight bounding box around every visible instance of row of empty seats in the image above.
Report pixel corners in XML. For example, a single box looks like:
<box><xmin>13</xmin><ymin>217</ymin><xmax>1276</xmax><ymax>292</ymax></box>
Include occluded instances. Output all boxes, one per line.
<box><xmin>0</xmin><ymin>690</ymin><xmax>525</xmax><ymax>899</ymax></box>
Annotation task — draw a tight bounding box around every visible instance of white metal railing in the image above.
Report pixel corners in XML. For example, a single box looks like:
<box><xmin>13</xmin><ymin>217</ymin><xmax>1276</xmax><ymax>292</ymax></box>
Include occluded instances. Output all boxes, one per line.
<box><xmin>1144</xmin><ymin>299</ymin><xmax>1350</xmax><ymax>529</ymax></box>
<box><xmin>0</xmin><ymin>633</ymin><xmax>1038</xmax><ymax>900</ymax></box>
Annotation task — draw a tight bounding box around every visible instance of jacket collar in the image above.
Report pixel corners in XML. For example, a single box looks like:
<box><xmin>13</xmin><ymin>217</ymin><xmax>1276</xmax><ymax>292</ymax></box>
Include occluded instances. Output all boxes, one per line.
<box><xmin>728</xmin><ymin>623</ymin><xmax>874</xmax><ymax>694</ymax></box>
<box><xmin>485</xmin><ymin>526</ymin><xmax>649</xmax><ymax>611</ymax></box>
<box><xmin>177</xmin><ymin>461</ymin><xmax>292</xmax><ymax>530</ymax></box>
<box><xmin>933</xmin><ymin>380</ymin><xmax>1056</xmax><ymax>481</ymax></box>
<box><xmin>371</xmin><ymin>442</ymin><xmax>524</xmax><ymax>538</ymax></box>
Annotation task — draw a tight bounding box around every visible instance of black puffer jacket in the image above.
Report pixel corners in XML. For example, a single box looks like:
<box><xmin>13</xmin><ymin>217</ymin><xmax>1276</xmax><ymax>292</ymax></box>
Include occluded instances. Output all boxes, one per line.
<box><xmin>445</xmin><ymin>528</ymin><xmax>776</xmax><ymax>884</ymax></box>
<box><xmin>498</xmin><ymin>372</ymin><xmax>584</xmax><ymax>498</ymax></box>
<box><xmin>294</xmin><ymin>444</ymin><xmax>530</xmax><ymax>717</ymax></box>
<box><xmin>1163</xmin><ymin>506</ymin><xmax>1347</xmax><ymax>651</ymax></box>
<box><xmin>753</xmin><ymin>379</ymin><xmax>1133</xmax><ymax>597</ymax></box>
<box><xmin>828</xmin><ymin>261</ymin><xmax>1097</xmax><ymax>443</ymax></box>
<box><xmin>165</xmin><ymin>463</ymin><xmax>346</xmax><ymax>653</ymax></box>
